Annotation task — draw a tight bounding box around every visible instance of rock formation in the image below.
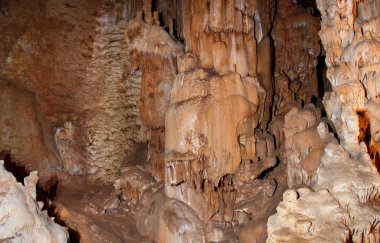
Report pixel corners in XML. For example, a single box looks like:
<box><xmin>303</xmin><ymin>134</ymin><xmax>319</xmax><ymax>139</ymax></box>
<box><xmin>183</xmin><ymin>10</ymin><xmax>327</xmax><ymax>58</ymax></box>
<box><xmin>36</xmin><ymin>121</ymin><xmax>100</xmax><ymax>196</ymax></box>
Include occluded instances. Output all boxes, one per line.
<box><xmin>125</xmin><ymin>0</ymin><xmax>280</xmax><ymax>230</ymax></box>
<box><xmin>270</xmin><ymin>0</ymin><xmax>321</xmax><ymax>151</ymax></box>
<box><xmin>268</xmin><ymin>143</ymin><xmax>380</xmax><ymax>242</ymax></box>
<box><xmin>283</xmin><ymin>105</ymin><xmax>337</xmax><ymax>187</ymax></box>
<box><xmin>0</xmin><ymin>160</ymin><xmax>68</xmax><ymax>242</ymax></box>
<box><xmin>318</xmin><ymin>0</ymin><xmax>380</xmax><ymax>153</ymax></box>
<box><xmin>125</xmin><ymin>6</ymin><xmax>184</xmax><ymax>181</ymax></box>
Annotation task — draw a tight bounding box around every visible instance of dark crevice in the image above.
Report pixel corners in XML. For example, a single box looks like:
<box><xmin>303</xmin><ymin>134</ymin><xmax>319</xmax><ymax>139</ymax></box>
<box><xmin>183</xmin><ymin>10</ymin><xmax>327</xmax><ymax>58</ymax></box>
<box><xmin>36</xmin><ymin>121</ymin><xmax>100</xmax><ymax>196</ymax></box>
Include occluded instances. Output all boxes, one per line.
<box><xmin>371</xmin><ymin>150</ymin><xmax>380</xmax><ymax>173</ymax></box>
<box><xmin>357</xmin><ymin>110</ymin><xmax>371</xmax><ymax>150</ymax></box>
<box><xmin>316</xmin><ymin>54</ymin><xmax>329</xmax><ymax>116</ymax></box>
<box><xmin>3</xmin><ymin>153</ymin><xmax>28</xmax><ymax>183</ymax></box>
<box><xmin>258</xmin><ymin>158</ymin><xmax>279</xmax><ymax>180</ymax></box>
<box><xmin>345</xmin><ymin>228</ymin><xmax>354</xmax><ymax>243</ymax></box>
<box><xmin>265</xmin><ymin>0</ymin><xmax>278</xmax><ymax>129</ymax></box>
<box><xmin>317</xmin><ymin>55</ymin><xmax>330</xmax><ymax>98</ymax></box>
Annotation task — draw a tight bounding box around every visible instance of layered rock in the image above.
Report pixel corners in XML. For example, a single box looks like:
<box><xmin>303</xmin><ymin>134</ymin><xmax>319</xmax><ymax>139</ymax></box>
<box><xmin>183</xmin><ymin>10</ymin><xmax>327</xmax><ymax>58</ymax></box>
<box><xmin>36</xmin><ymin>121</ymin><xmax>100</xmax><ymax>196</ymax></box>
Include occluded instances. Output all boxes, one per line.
<box><xmin>0</xmin><ymin>160</ymin><xmax>68</xmax><ymax>242</ymax></box>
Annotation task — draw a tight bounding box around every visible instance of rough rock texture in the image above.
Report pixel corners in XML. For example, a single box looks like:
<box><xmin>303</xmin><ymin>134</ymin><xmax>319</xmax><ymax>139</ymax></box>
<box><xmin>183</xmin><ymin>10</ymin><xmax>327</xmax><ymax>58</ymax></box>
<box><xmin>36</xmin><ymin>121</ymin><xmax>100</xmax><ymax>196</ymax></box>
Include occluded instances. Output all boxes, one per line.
<box><xmin>283</xmin><ymin>105</ymin><xmax>337</xmax><ymax>187</ymax></box>
<box><xmin>318</xmin><ymin>0</ymin><xmax>380</xmax><ymax>152</ymax></box>
<box><xmin>113</xmin><ymin>166</ymin><xmax>156</xmax><ymax>205</ymax></box>
<box><xmin>0</xmin><ymin>160</ymin><xmax>68</xmax><ymax>242</ymax></box>
<box><xmin>0</xmin><ymin>0</ymin><xmax>143</xmax><ymax>183</ymax></box>
<box><xmin>83</xmin><ymin>8</ymin><xmax>142</xmax><ymax>180</ymax></box>
<box><xmin>268</xmin><ymin>143</ymin><xmax>380</xmax><ymax>242</ymax></box>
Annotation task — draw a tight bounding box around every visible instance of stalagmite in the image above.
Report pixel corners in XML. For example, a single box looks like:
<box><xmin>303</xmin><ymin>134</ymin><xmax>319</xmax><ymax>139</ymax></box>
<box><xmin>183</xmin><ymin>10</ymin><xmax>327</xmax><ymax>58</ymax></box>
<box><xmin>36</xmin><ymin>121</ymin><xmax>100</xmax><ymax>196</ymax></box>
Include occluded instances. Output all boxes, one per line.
<box><xmin>0</xmin><ymin>161</ymin><xmax>68</xmax><ymax>242</ymax></box>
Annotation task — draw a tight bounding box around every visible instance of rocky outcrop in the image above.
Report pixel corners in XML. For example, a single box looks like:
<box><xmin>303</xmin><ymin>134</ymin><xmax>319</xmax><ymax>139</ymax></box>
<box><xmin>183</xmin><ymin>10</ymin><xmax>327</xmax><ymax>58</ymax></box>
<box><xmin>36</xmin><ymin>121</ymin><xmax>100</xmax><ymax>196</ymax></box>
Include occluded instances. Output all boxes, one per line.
<box><xmin>0</xmin><ymin>160</ymin><xmax>68</xmax><ymax>242</ymax></box>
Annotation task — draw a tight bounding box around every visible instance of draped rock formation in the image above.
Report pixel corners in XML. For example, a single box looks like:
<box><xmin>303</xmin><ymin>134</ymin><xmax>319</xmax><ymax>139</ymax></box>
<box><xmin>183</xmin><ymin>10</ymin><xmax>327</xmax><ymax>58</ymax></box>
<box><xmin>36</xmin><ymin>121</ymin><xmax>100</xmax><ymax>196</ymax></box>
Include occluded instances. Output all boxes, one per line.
<box><xmin>125</xmin><ymin>8</ymin><xmax>184</xmax><ymax>181</ymax></box>
<box><xmin>125</xmin><ymin>1</ymin><xmax>279</xmax><ymax>230</ymax></box>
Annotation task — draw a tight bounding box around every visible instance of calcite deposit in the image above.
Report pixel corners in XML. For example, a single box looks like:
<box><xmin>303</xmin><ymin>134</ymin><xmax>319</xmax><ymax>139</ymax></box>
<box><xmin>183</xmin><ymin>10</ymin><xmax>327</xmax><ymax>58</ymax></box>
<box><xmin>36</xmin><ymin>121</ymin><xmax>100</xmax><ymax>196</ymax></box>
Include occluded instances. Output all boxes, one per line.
<box><xmin>318</xmin><ymin>0</ymin><xmax>380</xmax><ymax>151</ymax></box>
<box><xmin>268</xmin><ymin>143</ymin><xmax>380</xmax><ymax>242</ymax></box>
<box><xmin>1</xmin><ymin>0</ymin><xmax>380</xmax><ymax>242</ymax></box>
<box><xmin>0</xmin><ymin>160</ymin><xmax>68</xmax><ymax>243</ymax></box>
<box><xmin>165</xmin><ymin>0</ymin><xmax>277</xmax><ymax>225</ymax></box>
<box><xmin>125</xmin><ymin>0</ymin><xmax>281</xmax><ymax>228</ymax></box>
<box><xmin>0</xmin><ymin>0</ymin><xmax>143</xmax><ymax>183</ymax></box>
<box><xmin>283</xmin><ymin>105</ymin><xmax>337</xmax><ymax>187</ymax></box>
<box><xmin>270</xmin><ymin>0</ymin><xmax>321</xmax><ymax>152</ymax></box>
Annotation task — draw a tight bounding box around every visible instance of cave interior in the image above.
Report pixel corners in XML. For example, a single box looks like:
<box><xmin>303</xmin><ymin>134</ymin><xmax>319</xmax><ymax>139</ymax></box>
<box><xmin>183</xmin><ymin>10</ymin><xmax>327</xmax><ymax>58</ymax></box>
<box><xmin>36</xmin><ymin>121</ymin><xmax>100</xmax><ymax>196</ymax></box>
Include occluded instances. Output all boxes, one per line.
<box><xmin>0</xmin><ymin>0</ymin><xmax>380</xmax><ymax>242</ymax></box>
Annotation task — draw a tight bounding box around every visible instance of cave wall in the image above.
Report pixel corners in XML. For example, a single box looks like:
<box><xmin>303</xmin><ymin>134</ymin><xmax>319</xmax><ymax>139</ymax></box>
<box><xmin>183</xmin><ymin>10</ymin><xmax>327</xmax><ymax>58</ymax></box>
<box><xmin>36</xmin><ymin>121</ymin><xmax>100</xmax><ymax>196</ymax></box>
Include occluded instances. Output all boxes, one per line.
<box><xmin>0</xmin><ymin>0</ymin><xmax>143</xmax><ymax>183</ymax></box>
